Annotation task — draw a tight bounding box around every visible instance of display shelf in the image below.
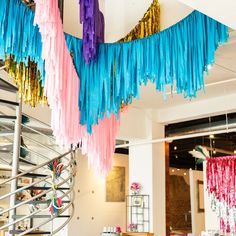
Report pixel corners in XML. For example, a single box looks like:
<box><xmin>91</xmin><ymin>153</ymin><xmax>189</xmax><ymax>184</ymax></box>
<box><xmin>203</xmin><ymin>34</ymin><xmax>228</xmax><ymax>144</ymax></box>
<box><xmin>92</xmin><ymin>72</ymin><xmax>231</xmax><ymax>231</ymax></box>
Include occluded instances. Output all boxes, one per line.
<box><xmin>126</xmin><ymin>195</ymin><xmax>150</xmax><ymax>232</ymax></box>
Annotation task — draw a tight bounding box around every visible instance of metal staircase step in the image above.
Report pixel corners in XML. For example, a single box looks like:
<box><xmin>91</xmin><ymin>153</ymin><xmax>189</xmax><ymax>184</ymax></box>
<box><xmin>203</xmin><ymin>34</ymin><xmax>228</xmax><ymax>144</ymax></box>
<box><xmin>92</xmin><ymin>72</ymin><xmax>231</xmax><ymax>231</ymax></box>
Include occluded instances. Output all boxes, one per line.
<box><xmin>0</xmin><ymin>151</ymin><xmax>37</xmax><ymax>166</ymax></box>
<box><xmin>9</xmin><ymin>230</ymin><xmax>51</xmax><ymax>235</ymax></box>
<box><xmin>16</xmin><ymin>199</ymin><xmax>70</xmax><ymax>204</ymax></box>
<box><xmin>0</xmin><ymin>77</ymin><xmax>18</xmax><ymax>93</ymax></box>
<box><xmin>0</xmin><ymin>115</ymin><xmax>17</xmax><ymax>121</ymax></box>
<box><xmin>0</xmin><ymin>99</ymin><xmax>19</xmax><ymax>107</ymax></box>
<box><xmin>17</xmin><ymin>186</ymin><xmax>70</xmax><ymax>191</ymax></box>
<box><xmin>21</xmin><ymin>172</ymin><xmax>48</xmax><ymax>178</ymax></box>
<box><xmin>0</xmin><ymin>144</ymin><xmax>12</xmax><ymax>152</ymax></box>
<box><xmin>19</xmin><ymin>157</ymin><xmax>37</xmax><ymax>166</ymax></box>
<box><xmin>12</xmin><ymin>215</ymin><xmax>70</xmax><ymax>219</ymax></box>
<box><xmin>0</xmin><ymin>130</ymin><xmax>14</xmax><ymax>136</ymax></box>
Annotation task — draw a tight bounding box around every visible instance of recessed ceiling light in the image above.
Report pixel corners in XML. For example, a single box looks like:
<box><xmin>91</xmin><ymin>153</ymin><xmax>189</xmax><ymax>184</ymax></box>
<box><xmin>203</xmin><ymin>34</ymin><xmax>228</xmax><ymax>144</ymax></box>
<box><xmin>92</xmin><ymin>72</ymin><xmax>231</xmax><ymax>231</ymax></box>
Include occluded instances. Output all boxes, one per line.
<box><xmin>174</xmin><ymin>146</ymin><xmax>177</xmax><ymax>150</ymax></box>
<box><xmin>184</xmin><ymin>172</ymin><xmax>187</xmax><ymax>176</ymax></box>
<box><xmin>171</xmin><ymin>169</ymin><xmax>175</xmax><ymax>173</ymax></box>
<box><xmin>213</xmin><ymin>150</ymin><xmax>216</xmax><ymax>154</ymax></box>
<box><xmin>177</xmin><ymin>168</ymin><xmax>180</xmax><ymax>171</ymax></box>
<box><xmin>209</xmin><ymin>134</ymin><xmax>214</xmax><ymax>139</ymax></box>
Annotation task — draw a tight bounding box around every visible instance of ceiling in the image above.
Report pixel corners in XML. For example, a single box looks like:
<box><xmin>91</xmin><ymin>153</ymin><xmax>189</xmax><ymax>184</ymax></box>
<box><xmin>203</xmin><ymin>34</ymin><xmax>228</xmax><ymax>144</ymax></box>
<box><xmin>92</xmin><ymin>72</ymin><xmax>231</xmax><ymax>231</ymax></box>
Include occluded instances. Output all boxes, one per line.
<box><xmin>177</xmin><ymin>0</ymin><xmax>236</xmax><ymax>30</ymax></box>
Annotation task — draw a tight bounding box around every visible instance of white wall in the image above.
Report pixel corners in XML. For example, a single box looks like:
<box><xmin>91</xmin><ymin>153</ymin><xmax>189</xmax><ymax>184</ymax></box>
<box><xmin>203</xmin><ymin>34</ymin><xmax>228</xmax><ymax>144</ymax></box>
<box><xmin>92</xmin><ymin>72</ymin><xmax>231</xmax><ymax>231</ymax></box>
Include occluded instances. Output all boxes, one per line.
<box><xmin>68</xmin><ymin>150</ymin><xmax>129</xmax><ymax>236</ymax></box>
<box><xmin>189</xmin><ymin>170</ymin><xmax>205</xmax><ymax>236</ymax></box>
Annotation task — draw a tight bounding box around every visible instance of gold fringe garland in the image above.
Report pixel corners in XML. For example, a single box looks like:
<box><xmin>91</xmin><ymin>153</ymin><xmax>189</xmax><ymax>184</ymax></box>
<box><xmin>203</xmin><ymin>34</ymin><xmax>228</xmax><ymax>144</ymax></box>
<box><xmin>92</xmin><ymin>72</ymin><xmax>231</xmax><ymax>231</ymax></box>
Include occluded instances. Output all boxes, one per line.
<box><xmin>118</xmin><ymin>0</ymin><xmax>160</xmax><ymax>42</ymax></box>
<box><xmin>5</xmin><ymin>55</ymin><xmax>47</xmax><ymax>107</ymax></box>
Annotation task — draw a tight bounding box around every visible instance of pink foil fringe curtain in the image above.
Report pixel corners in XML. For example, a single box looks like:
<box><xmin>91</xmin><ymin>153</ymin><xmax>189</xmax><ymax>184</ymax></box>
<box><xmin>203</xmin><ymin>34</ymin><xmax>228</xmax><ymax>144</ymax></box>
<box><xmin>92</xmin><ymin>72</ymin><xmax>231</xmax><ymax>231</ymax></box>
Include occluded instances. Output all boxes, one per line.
<box><xmin>34</xmin><ymin>0</ymin><xmax>120</xmax><ymax>176</ymax></box>
<box><xmin>206</xmin><ymin>156</ymin><xmax>236</xmax><ymax>234</ymax></box>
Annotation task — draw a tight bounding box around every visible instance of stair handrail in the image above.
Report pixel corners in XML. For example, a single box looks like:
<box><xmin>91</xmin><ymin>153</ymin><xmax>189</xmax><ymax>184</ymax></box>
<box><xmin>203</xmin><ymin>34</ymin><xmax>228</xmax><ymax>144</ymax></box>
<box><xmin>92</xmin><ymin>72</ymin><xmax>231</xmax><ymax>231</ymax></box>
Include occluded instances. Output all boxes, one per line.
<box><xmin>0</xmin><ymin>183</ymin><xmax>74</xmax><ymax>231</ymax></box>
<box><xmin>17</xmin><ymin>176</ymin><xmax>75</xmax><ymax>236</ymax></box>
<box><xmin>0</xmin><ymin>150</ymin><xmax>72</xmax><ymax>186</ymax></box>
<box><xmin>0</xmin><ymin>161</ymin><xmax>73</xmax><ymax>201</ymax></box>
<box><xmin>0</xmin><ymin>76</ymin><xmax>76</xmax><ymax>235</ymax></box>
<box><xmin>0</xmin><ymin>173</ymin><xmax>73</xmax><ymax>216</ymax></box>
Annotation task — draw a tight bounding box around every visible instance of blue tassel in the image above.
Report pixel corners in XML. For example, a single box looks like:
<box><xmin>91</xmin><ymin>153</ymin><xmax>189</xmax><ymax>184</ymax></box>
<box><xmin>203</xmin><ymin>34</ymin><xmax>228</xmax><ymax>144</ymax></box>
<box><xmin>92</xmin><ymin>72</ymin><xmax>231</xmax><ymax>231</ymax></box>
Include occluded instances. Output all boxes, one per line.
<box><xmin>0</xmin><ymin>0</ymin><xmax>229</xmax><ymax>133</ymax></box>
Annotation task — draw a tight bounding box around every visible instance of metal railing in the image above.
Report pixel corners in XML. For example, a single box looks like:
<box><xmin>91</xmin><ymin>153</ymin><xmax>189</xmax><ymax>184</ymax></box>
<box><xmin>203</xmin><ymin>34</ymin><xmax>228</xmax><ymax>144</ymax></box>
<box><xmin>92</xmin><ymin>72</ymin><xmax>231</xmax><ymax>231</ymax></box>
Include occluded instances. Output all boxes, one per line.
<box><xmin>0</xmin><ymin>105</ymin><xmax>76</xmax><ymax>235</ymax></box>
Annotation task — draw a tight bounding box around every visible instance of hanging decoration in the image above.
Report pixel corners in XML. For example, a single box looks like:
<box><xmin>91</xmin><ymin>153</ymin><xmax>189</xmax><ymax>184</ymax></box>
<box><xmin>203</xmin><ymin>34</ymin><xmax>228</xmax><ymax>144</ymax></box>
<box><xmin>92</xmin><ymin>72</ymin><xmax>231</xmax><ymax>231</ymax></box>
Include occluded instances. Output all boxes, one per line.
<box><xmin>118</xmin><ymin>0</ymin><xmax>160</xmax><ymax>42</ymax></box>
<box><xmin>79</xmin><ymin>0</ymin><xmax>105</xmax><ymax>63</ymax></box>
<box><xmin>48</xmin><ymin>159</ymin><xmax>64</xmax><ymax>179</ymax></box>
<box><xmin>81</xmin><ymin>114</ymin><xmax>120</xmax><ymax>176</ymax></box>
<box><xmin>206</xmin><ymin>156</ymin><xmax>236</xmax><ymax>234</ymax></box>
<box><xmin>66</xmin><ymin>11</ymin><xmax>228</xmax><ymax>133</ymax></box>
<box><xmin>47</xmin><ymin>159</ymin><xmax>64</xmax><ymax>215</ymax></box>
<box><xmin>33</xmin><ymin>0</ymin><xmax>119</xmax><ymax>175</ymax></box>
<box><xmin>117</xmin><ymin>0</ymin><xmax>160</xmax><ymax>111</ymax></box>
<box><xmin>5</xmin><ymin>55</ymin><xmax>46</xmax><ymax>107</ymax></box>
<box><xmin>49</xmin><ymin>195</ymin><xmax>63</xmax><ymax>216</ymax></box>
<box><xmin>0</xmin><ymin>0</ymin><xmax>229</xmax><ymax>176</ymax></box>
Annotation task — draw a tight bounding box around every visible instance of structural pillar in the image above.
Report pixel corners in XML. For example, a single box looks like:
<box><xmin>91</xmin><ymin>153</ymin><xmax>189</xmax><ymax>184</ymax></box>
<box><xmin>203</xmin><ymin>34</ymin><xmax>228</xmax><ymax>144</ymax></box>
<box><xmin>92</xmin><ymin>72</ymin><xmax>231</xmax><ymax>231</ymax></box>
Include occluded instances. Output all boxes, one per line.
<box><xmin>129</xmin><ymin>121</ymin><xmax>166</xmax><ymax>236</ymax></box>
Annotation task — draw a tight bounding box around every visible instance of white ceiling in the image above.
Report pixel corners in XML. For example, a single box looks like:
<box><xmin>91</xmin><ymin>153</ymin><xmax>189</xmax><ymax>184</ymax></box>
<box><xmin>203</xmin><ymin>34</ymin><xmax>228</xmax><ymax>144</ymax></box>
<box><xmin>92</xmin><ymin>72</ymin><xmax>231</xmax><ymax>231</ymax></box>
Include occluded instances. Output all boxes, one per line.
<box><xmin>177</xmin><ymin>0</ymin><xmax>236</xmax><ymax>30</ymax></box>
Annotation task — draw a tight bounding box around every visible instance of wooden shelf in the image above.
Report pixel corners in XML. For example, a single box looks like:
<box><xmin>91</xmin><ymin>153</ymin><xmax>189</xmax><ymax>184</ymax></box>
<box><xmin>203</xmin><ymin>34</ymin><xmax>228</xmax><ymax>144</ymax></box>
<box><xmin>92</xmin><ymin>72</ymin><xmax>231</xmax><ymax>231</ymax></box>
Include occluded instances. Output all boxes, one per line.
<box><xmin>122</xmin><ymin>233</ymin><xmax>154</xmax><ymax>236</ymax></box>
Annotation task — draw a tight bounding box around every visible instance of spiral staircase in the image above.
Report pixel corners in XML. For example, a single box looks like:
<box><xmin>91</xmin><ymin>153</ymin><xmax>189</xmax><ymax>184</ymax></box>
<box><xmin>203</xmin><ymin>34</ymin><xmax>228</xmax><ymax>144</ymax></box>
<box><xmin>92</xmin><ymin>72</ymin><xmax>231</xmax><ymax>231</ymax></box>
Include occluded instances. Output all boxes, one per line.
<box><xmin>0</xmin><ymin>74</ymin><xmax>76</xmax><ymax>235</ymax></box>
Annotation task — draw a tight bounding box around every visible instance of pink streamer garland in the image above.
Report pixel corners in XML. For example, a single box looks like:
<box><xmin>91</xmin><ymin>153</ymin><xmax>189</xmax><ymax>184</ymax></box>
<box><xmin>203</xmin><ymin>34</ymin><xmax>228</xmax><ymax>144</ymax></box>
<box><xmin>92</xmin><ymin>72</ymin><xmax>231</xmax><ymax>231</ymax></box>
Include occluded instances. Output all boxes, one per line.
<box><xmin>81</xmin><ymin>114</ymin><xmax>120</xmax><ymax>176</ymax></box>
<box><xmin>34</xmin><ymin>0</ymin><xmax>120</xmax><ymax>176</ymax></box>
<box><xmin>206</xmin><ymin>156</ymin><xmax>236</xmax><ymax>234</ymax></box>
<box><xmin>34</xmin><ymin>0</ymin><xmax>81</xmax><ymax>147</ymax></box>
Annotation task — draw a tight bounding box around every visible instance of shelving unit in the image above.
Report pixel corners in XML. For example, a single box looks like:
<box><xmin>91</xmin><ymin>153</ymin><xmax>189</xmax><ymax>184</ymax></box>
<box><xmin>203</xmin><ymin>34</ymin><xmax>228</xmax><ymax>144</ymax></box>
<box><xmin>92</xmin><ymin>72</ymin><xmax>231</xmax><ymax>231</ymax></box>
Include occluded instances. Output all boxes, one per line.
<box><xmin>126</xmin><ymin>195</ymin><xmax>150</xmax><ymax>232</ymax></box>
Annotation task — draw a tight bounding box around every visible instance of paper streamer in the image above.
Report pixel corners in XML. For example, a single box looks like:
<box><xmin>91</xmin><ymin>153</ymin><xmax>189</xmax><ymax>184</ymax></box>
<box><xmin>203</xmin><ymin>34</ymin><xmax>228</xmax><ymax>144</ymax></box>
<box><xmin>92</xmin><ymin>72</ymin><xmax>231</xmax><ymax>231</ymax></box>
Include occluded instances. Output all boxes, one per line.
<box><xmin>79</xmin><ymin>0</ymin><xmax>105</xmax><ymax>63</ymax></box>
<box><xmin>33</xmin><ymin>0</ymin><xmax>119</xmax><ymax>176</ymax></box>
<box><xmin>206</xmin><ymin>156</ymin><xmax>236</xmax><ymax>234</ymax></box>
<box><xmin>118</xmin><ymin>0</ymin><xmax>160</xmax><ymax>42</ymax></box>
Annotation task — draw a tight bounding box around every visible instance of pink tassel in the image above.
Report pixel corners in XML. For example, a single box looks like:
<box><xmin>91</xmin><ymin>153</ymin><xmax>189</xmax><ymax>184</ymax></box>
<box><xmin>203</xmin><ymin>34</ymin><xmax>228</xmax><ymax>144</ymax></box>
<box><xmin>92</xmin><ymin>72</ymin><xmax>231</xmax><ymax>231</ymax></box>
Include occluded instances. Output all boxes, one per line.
<box><xmin>34</xmin><ymin>0</ymin><xmax>120</xmax><ymax>176</ymax></box>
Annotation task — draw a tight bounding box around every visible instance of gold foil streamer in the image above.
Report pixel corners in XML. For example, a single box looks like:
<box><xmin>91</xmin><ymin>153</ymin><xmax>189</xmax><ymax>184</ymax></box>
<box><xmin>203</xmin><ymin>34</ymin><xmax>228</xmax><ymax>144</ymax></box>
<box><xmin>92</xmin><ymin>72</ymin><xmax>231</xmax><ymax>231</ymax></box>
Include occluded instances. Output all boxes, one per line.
<box><xmin>118</xmin><ymin>0</ymin><xmax>160</xmax><ymax>42</ymax></box>
<box><xmin>5</xmin><ymin>55</ymin><xmax>47</xmax><ymax>107</ymax></box>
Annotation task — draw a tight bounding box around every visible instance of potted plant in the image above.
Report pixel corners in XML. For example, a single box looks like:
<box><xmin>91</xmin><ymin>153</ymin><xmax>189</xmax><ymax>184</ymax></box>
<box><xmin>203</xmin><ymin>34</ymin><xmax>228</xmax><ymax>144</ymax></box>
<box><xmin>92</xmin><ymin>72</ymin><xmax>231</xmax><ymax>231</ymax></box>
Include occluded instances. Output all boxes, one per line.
<box><xmin>130</xmin><ymin>182</ymin><xmax>141</xmax><ymax>195</ymax></box>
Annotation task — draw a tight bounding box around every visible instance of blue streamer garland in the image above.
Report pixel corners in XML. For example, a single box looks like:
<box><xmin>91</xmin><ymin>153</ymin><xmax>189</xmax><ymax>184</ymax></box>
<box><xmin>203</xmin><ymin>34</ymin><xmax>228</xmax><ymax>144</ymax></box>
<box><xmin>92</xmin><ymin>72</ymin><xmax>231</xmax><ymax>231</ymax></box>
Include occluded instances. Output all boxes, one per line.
<box><xmin>0</xmin><ymin>0</ymin><xmax>229</xmax><ymax>133</ymax></box>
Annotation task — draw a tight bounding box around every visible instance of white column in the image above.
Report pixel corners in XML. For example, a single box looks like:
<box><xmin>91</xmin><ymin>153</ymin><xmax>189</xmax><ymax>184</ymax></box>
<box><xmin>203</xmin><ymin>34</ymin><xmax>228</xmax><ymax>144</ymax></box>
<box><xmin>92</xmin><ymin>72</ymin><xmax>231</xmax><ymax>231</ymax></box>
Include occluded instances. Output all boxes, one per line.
<box><xmin>152</xmin><ymin>122</ymin><xmax>166</xmax><ymax>236</ymax></box>
<box><xmin>129</xmin><ymin>120</ymin><xmax>165</xmax><ymax>235</ymax></box>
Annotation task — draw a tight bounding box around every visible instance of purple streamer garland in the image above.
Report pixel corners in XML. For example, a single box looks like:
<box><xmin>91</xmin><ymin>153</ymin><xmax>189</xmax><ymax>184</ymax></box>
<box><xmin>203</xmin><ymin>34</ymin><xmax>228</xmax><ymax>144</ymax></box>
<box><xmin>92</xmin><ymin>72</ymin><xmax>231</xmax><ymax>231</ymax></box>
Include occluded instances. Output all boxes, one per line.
<box><xmin>79</xmin><ymin>0</ymin><xmax>105</xmax><ymax>63</ymax></box>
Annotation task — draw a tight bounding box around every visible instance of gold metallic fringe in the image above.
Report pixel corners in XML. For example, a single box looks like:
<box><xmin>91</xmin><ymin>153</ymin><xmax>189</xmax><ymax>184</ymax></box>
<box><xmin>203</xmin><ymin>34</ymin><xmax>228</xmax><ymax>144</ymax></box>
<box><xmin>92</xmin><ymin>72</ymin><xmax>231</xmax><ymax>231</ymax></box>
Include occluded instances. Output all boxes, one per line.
<box><xmin>5</xmin><ymin>55</ymin><xmax>47</xmax><ymax>107</ymax></box>
<box><xmin>118</xmin><ymin>0</ymin><xmax>160</xmax><ymax>42</ymax></box>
